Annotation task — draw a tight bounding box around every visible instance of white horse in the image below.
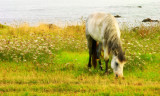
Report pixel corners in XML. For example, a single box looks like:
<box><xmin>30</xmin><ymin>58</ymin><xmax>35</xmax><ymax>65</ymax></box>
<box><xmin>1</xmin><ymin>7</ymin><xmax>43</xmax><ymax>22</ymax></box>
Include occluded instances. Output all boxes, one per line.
<box><xmin>86</xmin><ymin>12</ymin><xmax>126</xmax><ymax>77</ymax></box>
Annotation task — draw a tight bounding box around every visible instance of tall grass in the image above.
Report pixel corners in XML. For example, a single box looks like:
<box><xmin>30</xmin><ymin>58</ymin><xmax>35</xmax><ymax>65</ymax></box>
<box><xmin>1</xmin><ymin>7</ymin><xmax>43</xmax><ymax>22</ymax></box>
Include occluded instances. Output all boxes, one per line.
<box><xmin>0</xmin><ymin>22</ymin><xmax>86</xmax><ymax>63</ymax></box>
<box><xmin>121</xmin><ymin>24</ymin><xmax>160</xmax><ymax>71</ymax></box>
<box><xmin>0</xmin><ymin>22</ymin><xmax>160</xmax><ymax>70</ymax></box>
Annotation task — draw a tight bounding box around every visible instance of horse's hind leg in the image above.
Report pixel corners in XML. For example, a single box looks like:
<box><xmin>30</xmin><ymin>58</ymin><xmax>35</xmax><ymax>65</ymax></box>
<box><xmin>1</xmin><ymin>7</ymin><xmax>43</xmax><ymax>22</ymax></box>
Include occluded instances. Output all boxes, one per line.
<box><xmin>86</xmin><ymin>35</ymin><xmax>93</xmax><ymax>68</ymax></box>
<box><xmin>97</xmin><ymin>43</ymin><xmax>103</xmax><ymax>70</ymax></box>
<box><xmin>92</xmin><ymin>39</ymin><xmax>97</xmax><ymax>68</ymax></box>
<box><xmin>88</xmin><ymin>51</ymin><xmax>92</xmax><ymax>68</ymax></box>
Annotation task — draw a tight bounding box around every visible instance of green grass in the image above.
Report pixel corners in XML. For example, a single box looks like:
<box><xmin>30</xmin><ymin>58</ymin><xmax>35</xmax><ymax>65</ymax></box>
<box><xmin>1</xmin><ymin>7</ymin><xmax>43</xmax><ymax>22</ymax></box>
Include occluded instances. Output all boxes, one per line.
<box><xmin>0</xmin><ymin>23</ymin><xmax>160</xmax><ymax>95</ymax></box>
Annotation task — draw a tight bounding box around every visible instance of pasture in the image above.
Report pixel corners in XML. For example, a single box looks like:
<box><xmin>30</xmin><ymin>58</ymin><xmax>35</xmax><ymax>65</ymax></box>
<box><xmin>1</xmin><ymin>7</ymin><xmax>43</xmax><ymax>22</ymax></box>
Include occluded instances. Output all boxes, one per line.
<box><xmin>0</xmin><ymin>22</ymin><xmax>160</xmax><ymax>95</ymax></box>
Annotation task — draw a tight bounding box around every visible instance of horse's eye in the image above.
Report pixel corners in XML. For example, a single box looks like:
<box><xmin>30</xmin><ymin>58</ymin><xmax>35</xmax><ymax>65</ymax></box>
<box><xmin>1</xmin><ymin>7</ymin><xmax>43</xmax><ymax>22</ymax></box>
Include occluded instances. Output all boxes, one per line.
<box><xmin>115</xmin><ymin>62</ymin><xmax>118</xmax><ymax>66</ymax></box>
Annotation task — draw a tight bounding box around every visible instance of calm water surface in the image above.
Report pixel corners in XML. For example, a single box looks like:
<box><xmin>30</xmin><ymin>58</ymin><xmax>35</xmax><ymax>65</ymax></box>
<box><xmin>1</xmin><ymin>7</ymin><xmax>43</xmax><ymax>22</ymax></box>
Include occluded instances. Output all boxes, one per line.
<box><xmin>0</xmin><ymin>0</ymin><xmax>160</xmax><ymax>25</ymax></box>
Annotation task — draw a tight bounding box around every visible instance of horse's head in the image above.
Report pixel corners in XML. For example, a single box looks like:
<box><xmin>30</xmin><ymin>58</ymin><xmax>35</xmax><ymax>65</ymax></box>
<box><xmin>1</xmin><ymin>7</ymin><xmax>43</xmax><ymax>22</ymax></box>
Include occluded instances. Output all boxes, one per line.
<box><xmin>111</xmin><ymin>54</ymin><xmax>126</xmax><ymax>78</ymax></box>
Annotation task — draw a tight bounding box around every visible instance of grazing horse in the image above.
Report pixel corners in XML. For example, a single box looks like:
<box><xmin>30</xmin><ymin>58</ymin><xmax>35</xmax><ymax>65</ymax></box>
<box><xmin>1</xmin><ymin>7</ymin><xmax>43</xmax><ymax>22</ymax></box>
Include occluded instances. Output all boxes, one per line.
<box><xmin>86</xmin><ymin>12</ymin><xmax>126</xmax><ymax>77</ymax></box>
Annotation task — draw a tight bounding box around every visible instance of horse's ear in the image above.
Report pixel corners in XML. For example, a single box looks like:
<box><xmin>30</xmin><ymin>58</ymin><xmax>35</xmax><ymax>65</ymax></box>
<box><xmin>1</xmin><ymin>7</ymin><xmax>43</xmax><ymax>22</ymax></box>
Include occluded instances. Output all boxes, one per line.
<box><xmin>124</xmin><ymin>50</ymin><xmax>125</xmax><ymax>55</ymax></box>
<box><xmin>123</xmin><ymin>51</ymin><xmax>126</xmax><ymax>62</ymax></box>
<box><xmin>118</xmin><ymin>50</ymin><xmax>126</xmax><ymax>63</ymax></box>
<box><xmin>113</xmin><ymin>50</ymin><xmax>118</xmax><ymax>56</ymax></box>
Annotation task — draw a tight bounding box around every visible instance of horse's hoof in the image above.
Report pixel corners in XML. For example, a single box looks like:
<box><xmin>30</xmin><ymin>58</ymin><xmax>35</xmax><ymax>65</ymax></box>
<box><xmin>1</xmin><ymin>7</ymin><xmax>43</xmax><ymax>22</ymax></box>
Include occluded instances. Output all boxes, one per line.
<box><xmin>100</xmin><ymin>67</ymin><xmax>103</xmax><ymax>71</ymax></box>
<box><xmin>104</xmin><ymin>72</ymin><xmax>109</xmax><ymax>75</ymax></box>
<box><xmin>88</xmin><ymin>68</ymin><xmax>92</xmax><ymax>72</ymax></box>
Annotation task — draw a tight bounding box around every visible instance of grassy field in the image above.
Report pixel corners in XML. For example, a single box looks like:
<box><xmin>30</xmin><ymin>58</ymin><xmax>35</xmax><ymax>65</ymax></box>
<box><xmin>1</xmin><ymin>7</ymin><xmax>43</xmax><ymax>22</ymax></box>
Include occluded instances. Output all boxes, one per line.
<box><xmin>0</xmin><ymin>22</ymin><xmax>160</xmax><ymax>96</ymax></box>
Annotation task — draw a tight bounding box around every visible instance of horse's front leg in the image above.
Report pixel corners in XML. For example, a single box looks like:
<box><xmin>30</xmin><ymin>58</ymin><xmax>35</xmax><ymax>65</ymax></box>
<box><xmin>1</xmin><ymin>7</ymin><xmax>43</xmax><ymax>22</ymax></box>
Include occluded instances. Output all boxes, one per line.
<box><xmin>104</xmin><ymin>48</ymin><xmax>109</xmax><ymax>74</ymax></box>
<box><xmin>105</xmin><ymin>59</ymin><xmax>109</xmax><ymax>74</ymax></box>
<box><xmin>97</xmin><ymin>43</ymin><xmax>103</xmax><ymax>70</ymax></box>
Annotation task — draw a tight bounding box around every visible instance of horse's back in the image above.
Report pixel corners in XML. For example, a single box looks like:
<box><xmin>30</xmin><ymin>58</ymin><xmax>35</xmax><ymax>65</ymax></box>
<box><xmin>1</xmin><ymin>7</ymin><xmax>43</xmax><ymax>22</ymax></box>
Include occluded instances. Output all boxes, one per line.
<box><xmin>87</xmin><ymin>12</ymin><xmax>108</xmax><ymax>26</ymax></box>
<box><xmin>86</xmin><ymin>12</ymin><xmax>117</xmax><ymax>42</ymax></box>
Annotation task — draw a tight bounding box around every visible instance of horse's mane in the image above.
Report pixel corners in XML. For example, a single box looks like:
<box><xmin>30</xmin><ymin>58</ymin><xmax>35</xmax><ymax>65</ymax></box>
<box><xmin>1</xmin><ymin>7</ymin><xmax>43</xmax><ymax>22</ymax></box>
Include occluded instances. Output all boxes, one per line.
<box><xmin>103</xmin><ymin>14</ymin><xmax>126</xmax><ymax>62</ymax></box>
<box><xmin>107</xmin><ymin>37</ymin><xmax>125</xmax><ymax>62</ymax></box>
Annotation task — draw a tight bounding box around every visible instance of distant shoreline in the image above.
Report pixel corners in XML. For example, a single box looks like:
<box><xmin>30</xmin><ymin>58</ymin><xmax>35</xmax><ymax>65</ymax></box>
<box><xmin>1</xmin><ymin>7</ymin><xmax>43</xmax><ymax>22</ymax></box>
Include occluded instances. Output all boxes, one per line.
<box><xmin>1</xmin><ymin>19</ymin><xmax>160</xmax><ymax>29</ymax></box>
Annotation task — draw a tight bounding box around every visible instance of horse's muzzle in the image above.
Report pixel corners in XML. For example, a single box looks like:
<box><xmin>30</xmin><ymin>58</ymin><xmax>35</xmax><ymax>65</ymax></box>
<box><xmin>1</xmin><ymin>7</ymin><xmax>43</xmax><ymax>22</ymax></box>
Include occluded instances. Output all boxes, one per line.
<box><xmin>116</xmin><ymin>74</ymin><xmax>118</xmax><ymax>77</ymax></box>
<box><xmin>115</xmin><ymin>74</ymin><xmax>123</xmax><ymax>78</ymax></box>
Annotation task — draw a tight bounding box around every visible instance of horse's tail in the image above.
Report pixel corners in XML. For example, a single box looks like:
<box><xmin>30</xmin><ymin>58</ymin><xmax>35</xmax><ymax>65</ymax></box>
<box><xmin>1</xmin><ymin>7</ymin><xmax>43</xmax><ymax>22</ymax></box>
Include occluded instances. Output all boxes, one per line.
<box><xmin>92</xmin><ymin>39</ymin><xmax>97</xmax><ymax>68</ymax></box>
